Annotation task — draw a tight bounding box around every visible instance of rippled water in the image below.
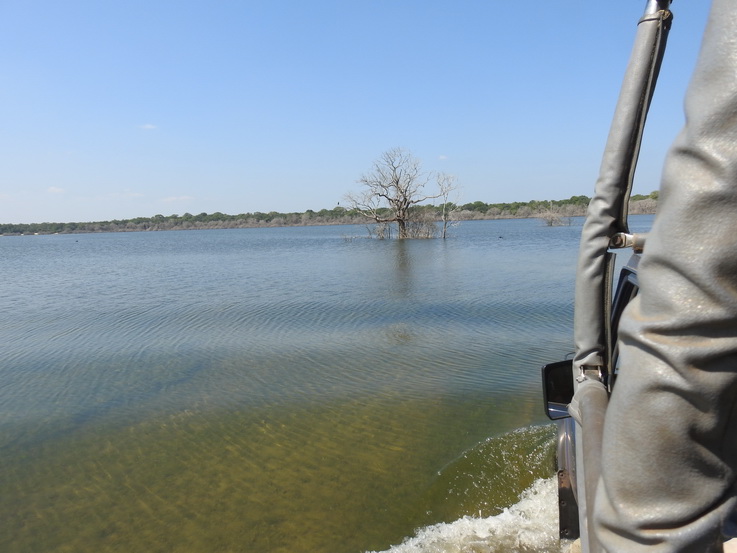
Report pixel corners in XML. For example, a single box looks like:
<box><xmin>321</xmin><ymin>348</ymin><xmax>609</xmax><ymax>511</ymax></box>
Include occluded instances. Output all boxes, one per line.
<box><xmin>0</xmin><ymin>217</ymin><xmax>652</xmax><ymax>553</ymax></box>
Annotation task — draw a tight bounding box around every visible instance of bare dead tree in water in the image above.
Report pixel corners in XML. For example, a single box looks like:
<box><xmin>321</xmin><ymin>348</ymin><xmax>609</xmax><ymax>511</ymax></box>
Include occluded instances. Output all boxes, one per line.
<box><xmin>437</xmin><ymin>173</ymin><xmax>460</xmax><ymax>239</ymax></box>
<box><xmin>346</xmin><ymin>148</ymin><xmax>459</xmax><ymax>239</ymax></box>
<box><xmin>538</xmin><ymin>201</ymin><xmax>572</xmax><ymax>227</ymax></box>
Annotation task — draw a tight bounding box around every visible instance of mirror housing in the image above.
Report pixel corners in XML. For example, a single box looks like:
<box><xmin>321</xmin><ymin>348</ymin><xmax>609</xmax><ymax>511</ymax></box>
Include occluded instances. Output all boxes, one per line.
<box><xmin>542</xmin><ymin>359</ymin><xmax>574</xmax><ymax>420</ymax></box>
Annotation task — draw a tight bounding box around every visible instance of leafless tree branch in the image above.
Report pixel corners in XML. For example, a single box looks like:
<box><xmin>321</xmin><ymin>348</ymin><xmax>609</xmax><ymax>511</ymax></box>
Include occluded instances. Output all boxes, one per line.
<box><xmin>346</xmin><ymin>147</ymin><xmax>459</xmax><ymax>239</ymax></box>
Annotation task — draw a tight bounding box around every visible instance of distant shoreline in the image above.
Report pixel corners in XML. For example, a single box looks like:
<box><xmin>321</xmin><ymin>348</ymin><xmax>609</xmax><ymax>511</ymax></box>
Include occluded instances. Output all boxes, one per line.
<box><xmin>0</xmin><ymin>196</ymin><xmax>657</xmax><ymax>236</ymax></box>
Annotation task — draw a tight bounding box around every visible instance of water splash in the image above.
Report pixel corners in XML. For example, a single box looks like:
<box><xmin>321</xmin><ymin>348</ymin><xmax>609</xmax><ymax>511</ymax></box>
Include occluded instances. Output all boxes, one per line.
<box><xmin>368</xmin><ymin>477</ymin><xmax>564</xmax><ymax>553</ymax></box>
<box><xmin>423</xmin><ymin>425</ymin><xmax>557</xmax><ymax>523</ymax></box>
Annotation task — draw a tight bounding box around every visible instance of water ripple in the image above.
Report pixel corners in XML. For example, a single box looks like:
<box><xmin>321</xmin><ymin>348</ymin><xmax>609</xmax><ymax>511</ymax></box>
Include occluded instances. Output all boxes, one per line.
<box><xmin>0</xmin><ymin>218</ymin><xmax>656</xmax><ymax>553</ymax></box>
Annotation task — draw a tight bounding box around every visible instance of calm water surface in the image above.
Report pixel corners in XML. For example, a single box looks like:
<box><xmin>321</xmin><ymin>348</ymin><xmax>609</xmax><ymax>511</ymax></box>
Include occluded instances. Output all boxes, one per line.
<box><xmin>0</xmin><ymin>217</ymin><xmax>653</xmax><ymax>553</ymax></box>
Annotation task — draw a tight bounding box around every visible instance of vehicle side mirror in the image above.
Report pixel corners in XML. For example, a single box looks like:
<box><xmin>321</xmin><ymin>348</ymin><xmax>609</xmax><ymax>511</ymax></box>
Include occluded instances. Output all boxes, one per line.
<box><xmin>542</xmin><ymin>359</ymin><xmax>574</xmax><ymax>420</ymax></box>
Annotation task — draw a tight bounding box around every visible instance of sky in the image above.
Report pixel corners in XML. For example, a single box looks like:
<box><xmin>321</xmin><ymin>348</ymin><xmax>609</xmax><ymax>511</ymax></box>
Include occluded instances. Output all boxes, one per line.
<box><xmin>0</xmin><ymin>1</ymin><xmax>712</xmax><ymax>224</ymax></box>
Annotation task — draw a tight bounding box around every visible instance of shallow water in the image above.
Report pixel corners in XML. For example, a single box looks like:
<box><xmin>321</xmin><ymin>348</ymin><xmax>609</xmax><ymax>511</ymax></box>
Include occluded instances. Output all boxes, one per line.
<box><xmin>0</xmin><ymin>217</ymin><xmax>653</xmax><ymax>552</ymax></box>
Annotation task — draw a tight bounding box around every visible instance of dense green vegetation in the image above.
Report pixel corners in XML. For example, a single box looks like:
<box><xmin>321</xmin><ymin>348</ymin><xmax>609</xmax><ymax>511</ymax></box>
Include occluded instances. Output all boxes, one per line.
<box><xmin>0</xmin><ymin>192</ymin><xmax>658</xmax><ymax>236</ymax></box>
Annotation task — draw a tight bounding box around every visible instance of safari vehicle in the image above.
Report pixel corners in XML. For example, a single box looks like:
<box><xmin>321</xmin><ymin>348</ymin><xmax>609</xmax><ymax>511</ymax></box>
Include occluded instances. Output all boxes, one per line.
<box><xmin>542</xmin><ymin>250</ymin><xmax>642</xmax><ymax>543</ymax></box>
<box><xmin>540</xmin><ymin>1</ymin><xmax>671</xmax><ymax>551</ymax></box>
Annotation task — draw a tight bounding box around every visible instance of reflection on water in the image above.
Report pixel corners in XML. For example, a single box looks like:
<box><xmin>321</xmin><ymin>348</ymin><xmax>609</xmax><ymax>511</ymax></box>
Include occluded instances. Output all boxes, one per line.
<box><xmin>0</xmin><ymin>217</ymin><xmax>654</xmax><ymax>553</ymax></box>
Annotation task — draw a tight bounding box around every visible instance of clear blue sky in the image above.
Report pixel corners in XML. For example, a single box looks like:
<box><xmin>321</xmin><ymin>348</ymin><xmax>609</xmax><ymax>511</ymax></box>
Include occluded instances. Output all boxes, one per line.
<box><xmin>1</xmin><ymin>1</ymin><xmax>711</xmax><ymax>224</ymax></box>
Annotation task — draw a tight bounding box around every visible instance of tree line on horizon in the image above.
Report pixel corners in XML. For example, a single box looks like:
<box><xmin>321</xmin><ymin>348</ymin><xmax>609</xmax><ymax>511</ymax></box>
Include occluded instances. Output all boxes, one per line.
<box><xmin>0</xmin><ymin>192</ymin><xmax>658</xmax><ymax>236</ymax></box>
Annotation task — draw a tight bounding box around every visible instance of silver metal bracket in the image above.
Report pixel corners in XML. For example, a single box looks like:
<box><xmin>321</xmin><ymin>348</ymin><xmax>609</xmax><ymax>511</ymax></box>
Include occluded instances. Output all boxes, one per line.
<box><xmin>644</xmin><ymin>0</ymin><xmax>672</xmax><ymax>17</ymax></box>
<box><xmin>577</xmin><ymin>367</ymin><xmax>604</xmax><ymax>384</ymax></box>
<box><xmin>609</xmin><ymin>232</ymin><xmax>647</xmax><ymax>253</ymax></box>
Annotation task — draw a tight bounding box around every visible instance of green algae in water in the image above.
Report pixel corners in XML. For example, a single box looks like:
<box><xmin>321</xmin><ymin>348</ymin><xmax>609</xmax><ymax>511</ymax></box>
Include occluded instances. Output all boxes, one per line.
<box><xmin>419</xmin><ymin>425</ymin><xmax>558</xmax><ymax>525</ymax></box>
<box><xmin>0</xmin><ymin>392</ymin><xmax>549</xmax><ymax>553</ymax></box>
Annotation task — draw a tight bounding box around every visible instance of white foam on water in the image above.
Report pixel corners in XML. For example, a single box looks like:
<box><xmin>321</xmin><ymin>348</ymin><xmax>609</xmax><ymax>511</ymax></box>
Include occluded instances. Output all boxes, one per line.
<box><xmin>368</xmin><ymin>477</ymin><xmax>566</xmax><ymax>553</ymax></box>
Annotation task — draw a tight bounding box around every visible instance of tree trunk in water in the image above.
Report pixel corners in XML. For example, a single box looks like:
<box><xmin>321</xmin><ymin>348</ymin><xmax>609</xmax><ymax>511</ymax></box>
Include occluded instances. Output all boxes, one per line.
<box><xmin>397</xmin><ymin>219</ymin><xmax>407</xmax><ymax>239</ymax></box>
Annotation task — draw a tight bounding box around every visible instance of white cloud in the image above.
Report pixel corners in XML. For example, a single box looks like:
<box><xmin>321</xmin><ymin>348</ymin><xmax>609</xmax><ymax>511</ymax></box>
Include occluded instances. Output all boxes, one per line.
<box><xmin>139</xmin><ymin>124</ymin><xmax>157</xmax><ymax>130</ymax></box>
<box><xmin>438</xmin><ymin>155</ymin><xmax>448</xmax><ymax>161</ymax></box>
<box><xmin>47</xmin><ymin>186</ymin><xmax>65</xmax><ymax>194</ymax></box>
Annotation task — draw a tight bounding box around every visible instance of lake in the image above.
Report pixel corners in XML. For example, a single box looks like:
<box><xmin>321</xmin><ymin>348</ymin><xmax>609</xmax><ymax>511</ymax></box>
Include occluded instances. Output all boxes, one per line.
<box><xmin>0</xmin><ymin>216</ymin><xmax>653</xmax><ymax>553</ymax></box>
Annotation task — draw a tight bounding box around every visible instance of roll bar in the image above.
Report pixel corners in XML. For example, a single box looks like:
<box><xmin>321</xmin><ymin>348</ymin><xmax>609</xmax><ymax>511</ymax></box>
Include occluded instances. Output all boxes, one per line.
<box><xmin>569</xmin><ymin>2</ymin><xmax>673</xmax><ymax>552</ymax></box>
<box><xmin>573</xmin><ymin>0</ymin><xmax>672</xmax><ymax>386</ymax></box>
